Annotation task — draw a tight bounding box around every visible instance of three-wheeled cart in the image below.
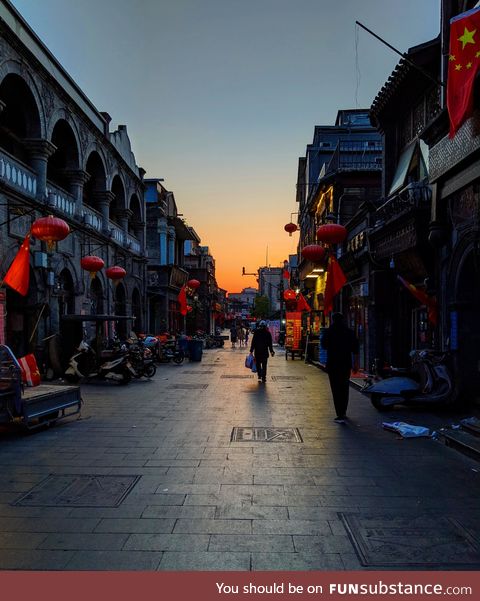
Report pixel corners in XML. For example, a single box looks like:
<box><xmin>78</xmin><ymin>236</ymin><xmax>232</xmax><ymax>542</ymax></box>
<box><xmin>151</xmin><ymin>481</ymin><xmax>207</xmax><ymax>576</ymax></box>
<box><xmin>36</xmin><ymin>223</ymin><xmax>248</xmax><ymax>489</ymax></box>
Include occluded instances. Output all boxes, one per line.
<box><xmin>0</xmin><ymin>345</ymin><xmax>81</xmax><ymax>430</ymax></box>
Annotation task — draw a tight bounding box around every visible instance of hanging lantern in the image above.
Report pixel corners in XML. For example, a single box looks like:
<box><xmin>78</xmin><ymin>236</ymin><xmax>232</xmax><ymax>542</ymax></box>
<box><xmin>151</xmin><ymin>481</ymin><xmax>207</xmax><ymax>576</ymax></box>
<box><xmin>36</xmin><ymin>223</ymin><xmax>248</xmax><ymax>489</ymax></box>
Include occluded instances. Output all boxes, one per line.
<box><xmin>316</xmin><ymin>223</ymin><xmax>347</xmax><ymax>245</ymax></box>
<box><xmin>301</xmin><ymin>244</ymin><xmax>326</xmax><ymax>263</ymax></box>
<box><xmin>187</xmin><ymin>279</ymin><xmax>200</xmax><ymax>290</ymax></box>
<box><xmin>283</xmin><ymin>289</ymin><xmax>296</xmax><ymax>301</ymax></box>
<box><xmin>81</xmin><ymin>255</ymin><xmax>105</xmax><ymax>279</ymax></box>
<box><xmin>106</xmin><ymin>265</ymin><xmax>126</xmax><ymax>285</ymax></box>
<box><xmin>31</xmin><ymin>215</ymin><xmax>70</xmax><ymax>251</ymax></box>
<box><xmin>284</xmin><ymin>222</ymin><xmax>298</xmax><ymax>237</ymax></box>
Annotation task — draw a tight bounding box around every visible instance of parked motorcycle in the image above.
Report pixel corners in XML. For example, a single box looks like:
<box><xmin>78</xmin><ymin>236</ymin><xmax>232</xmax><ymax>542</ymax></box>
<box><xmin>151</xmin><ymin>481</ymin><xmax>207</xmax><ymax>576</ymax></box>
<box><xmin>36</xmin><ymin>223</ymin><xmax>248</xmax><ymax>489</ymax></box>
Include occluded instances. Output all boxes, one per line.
<box><xmin>362</xmin><ymin>350</ymin><xmax>453</xmax><ymax>410</ymax></box>
<box><xmin>128</xmin><ymin>342</ymin><xmax>157</xmax><ymax>378</ymax></box>
<box><xmin>158</xmin><ymin>341</ymin><xmax>185</xmax><ymax>364</ymax></box>
<box><xmin>65</xmin><ymin>341</ymin><xmax>132</xmax><ymax>384</ymax></box>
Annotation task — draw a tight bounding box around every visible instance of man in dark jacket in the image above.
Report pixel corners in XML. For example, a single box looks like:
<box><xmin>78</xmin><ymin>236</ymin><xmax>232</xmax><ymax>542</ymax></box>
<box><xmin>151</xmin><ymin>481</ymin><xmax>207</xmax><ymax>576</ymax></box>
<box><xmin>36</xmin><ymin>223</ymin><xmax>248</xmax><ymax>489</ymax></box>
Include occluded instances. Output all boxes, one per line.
<box><xmin>321</xmin><ymin>312</ymin><xmax>359</xmax><ymax>423</ymax></box>
<box><xmin>249</xmin><ymin>320</ymin><xmax>275</xmax><ymax>383</ymax></box>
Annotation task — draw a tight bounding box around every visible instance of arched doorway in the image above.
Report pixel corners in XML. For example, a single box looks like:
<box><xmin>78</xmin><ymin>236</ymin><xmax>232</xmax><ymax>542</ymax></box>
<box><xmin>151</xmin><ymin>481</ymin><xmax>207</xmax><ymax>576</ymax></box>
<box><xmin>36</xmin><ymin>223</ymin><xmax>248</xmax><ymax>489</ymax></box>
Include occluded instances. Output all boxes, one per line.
<box><xmin>84</xmin><ymin>151</ymin><xmax>106</xmax><ymax>210</ymax></box>
<box><xmin>114</xmin><ymin>283</ymin><xmax>127</xmax><ymax>339</ymax></box>
<box><xmin>110</xmin><ymin>175</ymin><xmax>126</xmax><ymax>225</ymax></box>
<box><xmin>132</xmin><ymin>287</ymin><xmax>142</xmax><ymax>334</ymax></box>
<box><xmin>48</xmin><ymin>120</ymin><xmax>79</xmax><ymax>192</ymax></box>
<box><xmin>129</xmin><ymin>194</ymin><xmax>142</xmax><ymax>236</ymax></box>
<box><xmin>454</xmin><ymin>251</ymin><xmax>480</xmax><ymax>401</ymax></box>
<box><xmin>57</xmin><ymin>268</ymin><xmax>75</xmax><ymax>316</ymax></box>
<box><xmin>90</xmin><ymin>277</ymin><xmax>104</xmax><ymax>315</ymax></box>
<box><xmin>0</xmin><ymin>73</ymin><xmax>41</xmax><ymax>165</ymax></box>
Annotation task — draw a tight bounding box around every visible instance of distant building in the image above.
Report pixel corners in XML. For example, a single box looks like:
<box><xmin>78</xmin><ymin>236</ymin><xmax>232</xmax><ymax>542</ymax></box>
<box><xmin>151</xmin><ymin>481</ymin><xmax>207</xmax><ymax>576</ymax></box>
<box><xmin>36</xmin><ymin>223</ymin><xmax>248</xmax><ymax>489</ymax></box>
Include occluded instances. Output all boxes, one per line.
<box><xmin>228</xmin><ymin>287</ymin><xmax>257</xmax><ymax>319</ymax></box>
<box><xmin>145</xmin><ymin>179</ymin><xmax>197</xmax><ymax>333</ymax></box>
<box><xmin>184</xmin><ymin>243</ymin><xmax>220</xmax><ymax>334</ymax></box>
<box><xmin>258</xmin><ymin>267</ymin><xmax>282</xmax><ymax>315</ymax></box>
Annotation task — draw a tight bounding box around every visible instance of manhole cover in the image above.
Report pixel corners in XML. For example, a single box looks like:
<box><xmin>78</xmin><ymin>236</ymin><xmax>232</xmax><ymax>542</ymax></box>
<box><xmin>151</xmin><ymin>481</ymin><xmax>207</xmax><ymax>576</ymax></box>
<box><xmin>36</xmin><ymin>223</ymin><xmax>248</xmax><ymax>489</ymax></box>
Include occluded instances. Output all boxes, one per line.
<box><xmin>167</xmin><ymin>384</ymin><xmax>209</xmax><ymax>389</ymax></box>
<box><xmin>231</xmin><ymin>427</ymin><xmax>303</xmax><ymax>442</ymax></box>
<box><xmin>182</xmin><ymin>371</ymin><xmax>215</xmax><ymax>374</ymax></box>
<box><xmin>340</xmin><ymin>513</ymin><xmax>480</xmax><ymax>567</ymax></box>
<box><xmin>271</xmin><ymin>375</ymin><xmax>306</xmax><ymax>381</ymax></box>
<box><xmin>221</xmin><ymin>375</ymin><xmax>254</xmax><ymax>379</ymax></box>
<box><xmin>14</xmin><ymin>474</ymin><xmax>140</xmax><ymax>508</ymax></box>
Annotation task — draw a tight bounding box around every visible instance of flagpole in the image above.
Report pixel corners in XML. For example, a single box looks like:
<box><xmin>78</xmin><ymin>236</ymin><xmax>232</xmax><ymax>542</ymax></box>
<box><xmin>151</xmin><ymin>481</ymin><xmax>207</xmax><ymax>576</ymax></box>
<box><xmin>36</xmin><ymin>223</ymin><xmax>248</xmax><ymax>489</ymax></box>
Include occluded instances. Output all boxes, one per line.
<box><xmin>356</xmin><ymin>21</ymin><xmax>446</xmax><ymax>89</ymax></box>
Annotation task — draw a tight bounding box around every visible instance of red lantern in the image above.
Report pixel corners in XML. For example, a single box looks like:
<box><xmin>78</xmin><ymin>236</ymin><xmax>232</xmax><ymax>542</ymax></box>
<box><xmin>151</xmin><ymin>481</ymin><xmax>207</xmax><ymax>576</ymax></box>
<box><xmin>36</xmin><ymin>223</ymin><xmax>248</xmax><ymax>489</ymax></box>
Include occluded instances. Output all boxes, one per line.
<box><xmin>31</xmin><ymin>215</ymin><xmax>70</xmax><ymax>251</ymax></box>
<box><xmin>316</xmin><ymin>223</ymin><xmax>347</xmax><ymax>245</ymax></box>
<box><xmin>283</xmin><ymin>289</ymin><xmax>296</xmax><ymax>301</ymax></box>
<box><xmin>284</xmin><ymin>222</ymin><xmax>298</xmax><ymax>236</ymax></box>
<box><xmin>106</xmin><ymin>266</ymin><xmax>126</xmax><ymax>284</ymax></box>
<box><xmin>187</xmin><ymin>279</ymin><xmax>200</xmax><ymax>290</ymax></box>
<box><xmin>187</xmin><ymin>305</ymin><xmax>193</xmax><ymax>313</ymax></box>
<box><xmin>301</xmin><ymin>244</ymin><xmax>326</xmax><ymax>262</ymax></box>
<box><xmin>81</xmin><ymin>255</ymin><xmax>105</xmax><ymax>279</ymax></box>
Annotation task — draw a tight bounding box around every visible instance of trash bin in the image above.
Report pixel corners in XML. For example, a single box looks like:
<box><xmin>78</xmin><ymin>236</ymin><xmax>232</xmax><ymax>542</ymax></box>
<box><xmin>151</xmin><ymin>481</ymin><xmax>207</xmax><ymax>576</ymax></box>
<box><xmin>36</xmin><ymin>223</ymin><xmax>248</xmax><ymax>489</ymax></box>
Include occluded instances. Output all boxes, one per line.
<box><xmin>188</xmin><ymin>339</ymin><xmax>203</xmax><ymax>362</ymax></box>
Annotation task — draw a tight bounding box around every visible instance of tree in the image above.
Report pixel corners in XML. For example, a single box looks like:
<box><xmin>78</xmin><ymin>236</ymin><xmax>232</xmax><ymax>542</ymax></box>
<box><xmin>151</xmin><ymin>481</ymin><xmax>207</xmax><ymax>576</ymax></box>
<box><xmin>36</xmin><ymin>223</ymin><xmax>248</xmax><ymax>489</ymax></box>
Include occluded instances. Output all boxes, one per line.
<box><xmin>252</xmin><ymin>295</ymin><xmax>270</xmax><ymax>318</ymax></box>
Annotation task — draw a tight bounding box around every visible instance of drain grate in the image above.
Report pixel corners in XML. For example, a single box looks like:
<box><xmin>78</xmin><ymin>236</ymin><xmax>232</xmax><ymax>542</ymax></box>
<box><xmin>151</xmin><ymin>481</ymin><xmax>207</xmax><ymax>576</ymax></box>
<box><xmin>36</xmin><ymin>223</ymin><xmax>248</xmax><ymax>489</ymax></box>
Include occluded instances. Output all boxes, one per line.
<box><xmin>340</xmin><ymin>513</ymin><xmax>480</xmax><ymax>567</ymax></box>
<box><xmin>167</xmin><ymin>384</ymin><xmax>209</xmax><ymax>390</ymax></box>
<box><xmin>231</xmin><ymin>427</ymin><xmax>303</xmax><ymax>442</ymax></box>
<box><xmin>221</xmin><ymin>375</ymin><xmax>254</xmax><ymax>379</ymax></box>
<box><xmin>271</xmin><ymin>375</ymin><xmax>306</xmax><ymax>381</ymax></box>
<box><xmin>14</xmin><ymin>474</ymin><xmax>140</xmax><ymax>508</ymax></box>
<box><xmin>182</xmin><ymin>371</ymin><xmax>215</xmax><ymax>375</ymax></box>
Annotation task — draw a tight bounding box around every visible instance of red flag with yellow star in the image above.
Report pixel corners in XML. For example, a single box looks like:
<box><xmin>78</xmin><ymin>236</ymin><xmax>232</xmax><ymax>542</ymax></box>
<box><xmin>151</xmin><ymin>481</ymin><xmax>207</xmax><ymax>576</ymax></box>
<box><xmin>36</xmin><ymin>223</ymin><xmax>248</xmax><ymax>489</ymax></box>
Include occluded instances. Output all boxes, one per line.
<box><xmin>447</xmin><ymin>7</ymin><xmax>480</xmax><ymax>138</ymax></box>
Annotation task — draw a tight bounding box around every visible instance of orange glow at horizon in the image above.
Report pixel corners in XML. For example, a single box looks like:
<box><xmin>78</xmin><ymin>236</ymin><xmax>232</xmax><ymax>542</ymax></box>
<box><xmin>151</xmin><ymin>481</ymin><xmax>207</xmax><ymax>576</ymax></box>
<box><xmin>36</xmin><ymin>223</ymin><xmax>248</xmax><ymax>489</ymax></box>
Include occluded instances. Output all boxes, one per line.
<box><xmin>190</xmin><ymin>217</ymin><xmax>299</xmax><ymax>295</ymax></box>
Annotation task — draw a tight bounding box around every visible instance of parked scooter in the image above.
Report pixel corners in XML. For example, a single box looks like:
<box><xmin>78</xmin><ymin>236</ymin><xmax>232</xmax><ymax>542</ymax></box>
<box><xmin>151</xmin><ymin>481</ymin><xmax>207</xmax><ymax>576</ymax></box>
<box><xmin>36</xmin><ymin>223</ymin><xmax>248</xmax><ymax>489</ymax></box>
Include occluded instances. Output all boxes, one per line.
<box><xmin>362</xmin><ymin>350</ymin><xmax>453</xmax><ymax>410</ymax></box>
<box><xmin>65</xmin><ymin>341</ymin><xmax>132</xmax><ymax>384</ymax></box>
<box><xmin>128</xmin><ymin>342</ymin><xmax>157</xmax><ymax>378</ymax></box>
<box><xmin>158</xmin><ymin>341</ymin><xmax>185</xmax><ymax>364</ymax></box>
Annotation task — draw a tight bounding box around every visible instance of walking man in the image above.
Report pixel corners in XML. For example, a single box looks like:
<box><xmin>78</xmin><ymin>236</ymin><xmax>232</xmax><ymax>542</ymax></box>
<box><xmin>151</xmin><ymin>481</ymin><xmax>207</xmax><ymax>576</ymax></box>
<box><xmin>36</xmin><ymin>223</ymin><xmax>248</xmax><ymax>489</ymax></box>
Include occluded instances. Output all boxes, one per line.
<box><xmin>230</xmin><ymin>324</ymin><xmax>238</xmax><ymax>348</ymax></box>
<box><xmin>249</xmin><ymin>320</ymin><xmax>275</xmax><ymax>383</ymax></box>
<box><xmin>321</xmin><ymin>312</ymin><xmax>359</xmax><ymax>423</ymax></box>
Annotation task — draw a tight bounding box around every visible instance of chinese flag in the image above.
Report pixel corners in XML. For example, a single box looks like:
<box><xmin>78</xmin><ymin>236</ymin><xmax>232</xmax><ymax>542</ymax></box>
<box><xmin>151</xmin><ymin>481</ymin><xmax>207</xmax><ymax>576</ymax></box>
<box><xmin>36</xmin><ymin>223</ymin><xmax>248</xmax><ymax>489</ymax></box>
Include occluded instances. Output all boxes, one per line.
<box><xmin>177</xmin><ymin>285</ymin><xmax>188</xmax><ymax>316</ymax></box>
<box><xmin>296</xmin><ymin>292</ymin><xmax>311</xmax><ymax>312</ymax></box>
<box><xmin>3</xmin><ymin>233</ymin><xmax>31</xmax><ymax>296</ymax></box>
<box><xmin>447</xmin><ymin>7</ymin><xmax>480</xmax><ymax>138</ymax></box>
<box><xmin>323</xmin><ymin>256</ymin><xmax>347</xmax><ymax>314</ymax></box>
<box><xmin>397</xmin><ymin>276</ymin><xmax>438</xmax><ymax>326</ymax></box>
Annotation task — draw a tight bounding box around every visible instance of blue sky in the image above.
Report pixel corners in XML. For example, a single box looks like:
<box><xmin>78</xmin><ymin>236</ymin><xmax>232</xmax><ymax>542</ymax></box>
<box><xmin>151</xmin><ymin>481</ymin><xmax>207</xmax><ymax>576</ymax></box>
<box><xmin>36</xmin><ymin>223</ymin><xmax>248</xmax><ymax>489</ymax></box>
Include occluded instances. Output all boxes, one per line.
<box><xmin>10</xmin><ymin>0</ymin><xmax>440</xmax><ymax>290</ymax></box>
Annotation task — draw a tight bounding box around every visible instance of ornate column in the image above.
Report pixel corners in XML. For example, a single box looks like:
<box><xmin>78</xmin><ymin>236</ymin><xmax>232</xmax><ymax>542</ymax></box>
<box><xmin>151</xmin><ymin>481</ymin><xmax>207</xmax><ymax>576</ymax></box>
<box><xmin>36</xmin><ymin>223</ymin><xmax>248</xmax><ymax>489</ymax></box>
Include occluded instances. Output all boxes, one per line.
<box><xmin>63</xmin><ymin>169</ymin><xmax>90</xmax><ymax>219</ymax></box>
<box><xmin>158</xmin><ymin>220</ymin><xmax>168</xmax><ymax>265</ymax></box>
<box><xmin>134</xmin><ymin>220</ymin><xmax>146</xmax><ymax>252</ymax></box>
<box><xmin>168</xmin><ymin>225</ymin><xmax>176</xmax><ymax>265</ymax></box>
<box><xmin>114</xmin><ymin>208</ymin><xmax>133</xmax><ymax>234</ymax></box>
<box><xmin>92</xmin><ymin>190</ymin><xmax>115</xmax><ymax>235</ymax></box>
<box><xmin>24</xmin><ymin>139</ymin><xmax>57</xmax><ymax>201</ymax></box>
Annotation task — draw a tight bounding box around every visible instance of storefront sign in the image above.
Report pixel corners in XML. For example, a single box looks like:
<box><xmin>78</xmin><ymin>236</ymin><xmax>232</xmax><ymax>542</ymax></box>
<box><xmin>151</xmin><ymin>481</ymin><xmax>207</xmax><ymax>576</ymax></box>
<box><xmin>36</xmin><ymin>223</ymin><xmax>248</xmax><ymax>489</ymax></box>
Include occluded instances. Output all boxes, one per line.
<box><xmin>285</xmin><ymin>311</ymin><xmax>302</xmax><ymax>350</ymax></box>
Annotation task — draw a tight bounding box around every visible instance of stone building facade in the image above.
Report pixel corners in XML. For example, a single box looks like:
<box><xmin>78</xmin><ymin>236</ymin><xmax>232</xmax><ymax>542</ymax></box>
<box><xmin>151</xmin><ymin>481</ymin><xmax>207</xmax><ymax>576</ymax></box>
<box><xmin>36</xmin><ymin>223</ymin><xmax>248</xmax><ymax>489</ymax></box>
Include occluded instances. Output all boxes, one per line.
<box><xmin>0</xmin><ymin>0</ymin><xmax>146</xmax><ymax>367</ymax></box>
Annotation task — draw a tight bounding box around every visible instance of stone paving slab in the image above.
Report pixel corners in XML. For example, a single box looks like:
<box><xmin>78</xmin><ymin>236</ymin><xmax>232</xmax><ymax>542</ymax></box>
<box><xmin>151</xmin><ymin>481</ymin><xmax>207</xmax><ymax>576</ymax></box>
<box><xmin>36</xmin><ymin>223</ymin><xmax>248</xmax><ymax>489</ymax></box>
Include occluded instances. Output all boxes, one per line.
<box><xmin>0</xmin><ymin>345</ymin><xmax>479</xmax><ymax>570</ymax></box>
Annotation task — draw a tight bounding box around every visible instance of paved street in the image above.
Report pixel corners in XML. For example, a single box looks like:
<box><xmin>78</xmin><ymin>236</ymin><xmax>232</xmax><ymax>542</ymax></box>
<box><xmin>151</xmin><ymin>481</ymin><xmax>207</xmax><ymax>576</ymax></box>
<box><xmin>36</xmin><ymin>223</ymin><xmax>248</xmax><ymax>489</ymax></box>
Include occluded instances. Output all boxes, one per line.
<box><xmin>0</xmin><ymin>345</ymin><xmax>479</xmax><ymax>571</ymax></box>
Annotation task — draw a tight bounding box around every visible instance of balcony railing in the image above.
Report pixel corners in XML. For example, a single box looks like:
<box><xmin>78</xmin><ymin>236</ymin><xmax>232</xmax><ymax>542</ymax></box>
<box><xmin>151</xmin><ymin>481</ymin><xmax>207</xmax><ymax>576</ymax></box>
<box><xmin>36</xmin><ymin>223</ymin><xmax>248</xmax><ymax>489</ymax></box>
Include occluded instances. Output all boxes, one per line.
<box><xmin>82</xmin><ymin>205</ymin><xmax>103</xmax><ymax>232</ymax></box>
<box><xmin>0</xmin><ymin>147</ymin><xmax>143</xmax><ymax>255</ymax></box>
<box><xmin>46</xmin><ymin>183</ymin><xmax>75</xmax><ymax>217</ymax></box>
<box><xmin>0</xmin><ymin>148</ymin><xmax>37</xmax><ymax>197</ymax></box>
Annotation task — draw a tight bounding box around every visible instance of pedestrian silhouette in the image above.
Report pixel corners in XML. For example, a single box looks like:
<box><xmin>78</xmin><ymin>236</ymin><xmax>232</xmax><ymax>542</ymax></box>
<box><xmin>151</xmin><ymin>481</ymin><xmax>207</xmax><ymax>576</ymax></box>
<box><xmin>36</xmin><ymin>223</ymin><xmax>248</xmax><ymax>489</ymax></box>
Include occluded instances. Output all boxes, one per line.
<box><xmin>249</xmin><ymin>320</ymin><xmax>274</xmax><ymax>383</ymax></box>
<box><xmin>321</xmin><ymin>312</ymin><xmax>359</xmax><ymax>423</ymax></box>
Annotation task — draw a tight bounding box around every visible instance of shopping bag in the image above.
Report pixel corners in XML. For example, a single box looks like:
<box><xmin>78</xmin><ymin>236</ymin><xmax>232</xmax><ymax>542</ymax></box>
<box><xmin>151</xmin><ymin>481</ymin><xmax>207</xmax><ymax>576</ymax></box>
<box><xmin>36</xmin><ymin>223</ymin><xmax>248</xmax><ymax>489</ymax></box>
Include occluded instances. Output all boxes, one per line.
<box><xmin>251</xmin><ymin>358</ymin><xmax>257</xmax><ymax>373</ymax></box>
<box><xmin>245</xmin><ymin>354</ymin><xmax>254</xmax><ymax>369</ymax></box>
<box><xmin>18</xmin><ymin>354</ymin><xmax>41</xmax><ymax>387</ymax></box>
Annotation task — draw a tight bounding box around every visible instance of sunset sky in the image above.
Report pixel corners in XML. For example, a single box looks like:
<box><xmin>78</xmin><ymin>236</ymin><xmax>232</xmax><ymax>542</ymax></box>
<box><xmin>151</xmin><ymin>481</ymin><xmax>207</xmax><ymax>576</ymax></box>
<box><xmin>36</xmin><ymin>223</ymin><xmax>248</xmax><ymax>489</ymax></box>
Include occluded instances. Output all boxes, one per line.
<box><xmin>11</xmin><ymin>0</ymin><xmax>440</xmax><ymax>293</ymax></box>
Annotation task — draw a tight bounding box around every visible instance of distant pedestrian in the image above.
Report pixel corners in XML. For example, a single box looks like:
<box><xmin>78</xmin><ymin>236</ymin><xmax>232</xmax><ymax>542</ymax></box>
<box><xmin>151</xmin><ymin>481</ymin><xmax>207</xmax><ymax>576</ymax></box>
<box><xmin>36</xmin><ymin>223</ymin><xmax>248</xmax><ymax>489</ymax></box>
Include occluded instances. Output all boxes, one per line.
<box><xmin>249</xmin><ymin>320</ymin><xmax>274</xmax><ymax>383</ymax></box>
<box><xmin>245</xmin><ymin>327</ymin><xmax>250</xmax><ymax>347</ymax></box>
<box><xmin>238</xmin><ymin>325</ymin><xmax>245</xmax><ymax>347</ymax></box>
<box><xmin>321</xmin><ymin>313</ymin><xmax>359</xmax><ymax>423</ymax></box>
<box><xmin>230</xmin><ymin>325</ymin><xmax>238</xmax><ymax>348</ymax></box>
